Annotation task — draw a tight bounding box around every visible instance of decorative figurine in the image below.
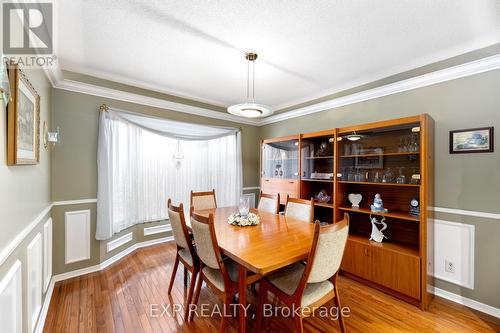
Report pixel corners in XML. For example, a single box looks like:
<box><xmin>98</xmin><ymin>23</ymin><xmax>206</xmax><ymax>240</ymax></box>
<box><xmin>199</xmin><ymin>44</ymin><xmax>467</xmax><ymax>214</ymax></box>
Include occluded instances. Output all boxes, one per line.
<box><xmin>348</xmin><ymin>193</ymin><xmax>362</xmax><ymax>208</ymax></box>
<box><xmin>314</xmin><ymin>190</ymin><xmax>331</xmax><ymax>203</ymax></box>
<box><xmin>409</xmin><ymin>198</ymin><xmax>420</xmax><ymax>216</ymax></box>
<box><xmin>370</xmin><ymin>193</ymin><xmax>388</xmax><ymax>213</ymax></box>
<box><xmin>370</xmin><ymin>215</ymin><xmax>387</xmax><ymax>243</ymax></box>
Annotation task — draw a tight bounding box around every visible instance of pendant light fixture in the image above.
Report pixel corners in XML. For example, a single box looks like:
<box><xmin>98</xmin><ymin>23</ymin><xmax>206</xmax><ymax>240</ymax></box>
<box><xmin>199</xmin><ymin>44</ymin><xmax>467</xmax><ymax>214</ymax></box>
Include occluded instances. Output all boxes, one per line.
<box><xmin>228</xmin><ymin>52</ymin><xmax>273</xmax><ymax>118</ymax></box>
<box><xmin>173</xmin><ymin>139</ymin><xmax>184</xmax><ymax>159</ymax></box>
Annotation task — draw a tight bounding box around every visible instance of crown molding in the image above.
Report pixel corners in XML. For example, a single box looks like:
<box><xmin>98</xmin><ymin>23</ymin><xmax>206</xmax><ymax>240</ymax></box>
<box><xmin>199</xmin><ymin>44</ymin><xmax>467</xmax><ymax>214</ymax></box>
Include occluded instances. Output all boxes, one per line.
<box><xmin>44</xmin><ymin>53</ymin><xmax>500</xmax><ymax>127</ymax></box>
<box><xmin>44</xmin><ymin>65</ymin><xmax>260</xmax><ymax>126</ymax></box>
<box><xmin>259</xmin><ymin>53</ymin><xmax>500</xmax><ymax>125</ymax></box>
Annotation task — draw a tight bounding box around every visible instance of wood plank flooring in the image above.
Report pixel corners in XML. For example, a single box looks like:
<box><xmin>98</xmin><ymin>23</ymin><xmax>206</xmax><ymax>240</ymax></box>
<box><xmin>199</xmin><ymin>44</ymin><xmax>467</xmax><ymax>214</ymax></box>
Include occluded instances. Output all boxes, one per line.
<box><xmin>44</xmin><ymin>242</ymin><xmax>500</xmax><ymax>332</ymax></box>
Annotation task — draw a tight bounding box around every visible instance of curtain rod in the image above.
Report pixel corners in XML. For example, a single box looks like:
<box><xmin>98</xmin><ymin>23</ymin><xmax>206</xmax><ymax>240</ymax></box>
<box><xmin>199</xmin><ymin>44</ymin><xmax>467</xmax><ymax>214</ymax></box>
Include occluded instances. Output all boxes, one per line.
<box><xmin>99</xmin><ymin>104</ymin><xmax>243</xmax><ymax>132</ymax></box>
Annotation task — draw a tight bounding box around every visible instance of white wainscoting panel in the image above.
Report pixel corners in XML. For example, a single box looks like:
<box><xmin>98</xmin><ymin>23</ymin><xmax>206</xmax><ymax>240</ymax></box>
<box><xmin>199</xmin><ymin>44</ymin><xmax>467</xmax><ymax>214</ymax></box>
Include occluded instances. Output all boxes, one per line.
<box><xmin>106</xmin><ymin>232</ymin><xmax>133</xmax><ymax>253</ymax></box>
<box><xmin>0</xmin><ymin>260</ymin><xmax>22</xmax><ymax>333</ymax></box>
<box><xmin>143</xmin><ymin>224</ymin><xmax>172</xmax><ymax>236</ymax></box>
<box><xmin>27</xmin><ymin>233</ymin><xmax>43</xmax><ymax>332</ymax></box>
<box><xmin>434</xmin><ymin>219</ymin><xmax>475</xmax><ymax>289</ymax></box>
<box><xmin>65</xmin><ymin>210</ymin><xmax>91</xmax><ymax>264</ymax></box>
<box><xmin>243</xmin><ymin>193</ymin><xmax>256</xmax><ymax>208</ymax></box>
<box><xmin>43</xmin><ymin>218</ymin><xmax>52</xmax><ymax>292</ymax></box>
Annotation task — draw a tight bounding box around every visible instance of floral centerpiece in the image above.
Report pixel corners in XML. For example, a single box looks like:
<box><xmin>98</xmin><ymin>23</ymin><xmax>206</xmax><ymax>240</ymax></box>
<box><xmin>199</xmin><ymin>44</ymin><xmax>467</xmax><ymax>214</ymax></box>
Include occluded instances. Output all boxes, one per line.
<box><xmin>227</xmin><ymin>212</ymin><xmax>260</xmax><ymax>227</ymax></box>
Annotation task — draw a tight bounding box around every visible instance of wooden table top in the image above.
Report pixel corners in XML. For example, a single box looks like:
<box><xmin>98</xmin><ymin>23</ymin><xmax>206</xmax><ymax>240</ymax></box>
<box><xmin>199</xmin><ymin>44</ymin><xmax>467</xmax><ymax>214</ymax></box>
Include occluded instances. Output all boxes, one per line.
<box><xmin>192</xmin><ymin>206</ymin><xmax>315</xmax><ymax>275</ymax></box>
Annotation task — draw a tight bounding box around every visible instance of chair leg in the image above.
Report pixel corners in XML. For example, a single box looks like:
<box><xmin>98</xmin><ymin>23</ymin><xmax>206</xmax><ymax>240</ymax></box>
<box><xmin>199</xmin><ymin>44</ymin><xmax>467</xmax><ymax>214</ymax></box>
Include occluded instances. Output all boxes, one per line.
<box><xmin>183</xmin><ymin>265</ymin><xmax>188</xmax><ymax>287</ymax></box>
<box><xmin>333</xmin><ymin>288</ymin><xmax>346</xmax><ymax>333</ymax></box>
<box><xmin>220</xmin><ymin>294</ymin><xmax>232</xmax><ymax>333</ymax></box>
<box><xmin>189</xmin><ymin>269</ymin><xmax>203</xmax><ymax>322</ymax></box>
<box><xmin>294</xmin><ymin>315</ymin><xmax>303</xmax><ymax>333</ymax></box>
<box><xmin>184</xmin><ymin>269</ymin><xmax>198</xmax><ymax>320</ymax></box>
<box><xmin>255</xmin><ymin>282</ymin><xmax>267</xmax><ymax>333</ymax></box>
<box><xmin>168</xmin><ymin>253</ymin><xmax>180</xmax><ymax>295</ymax></box>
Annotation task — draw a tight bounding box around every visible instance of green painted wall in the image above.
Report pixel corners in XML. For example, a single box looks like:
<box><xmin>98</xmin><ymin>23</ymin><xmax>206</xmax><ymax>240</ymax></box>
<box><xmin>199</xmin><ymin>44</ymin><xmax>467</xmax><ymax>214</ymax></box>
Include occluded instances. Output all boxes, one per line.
<box><xmin>0</xmin><ymin>67</ymin><xmax>52</xmax><ymax>333</ymax></box>
<box><xmin>260</xmin><ymin>69</ymin><xmax>500</xmax><ymax>309</ymax></box>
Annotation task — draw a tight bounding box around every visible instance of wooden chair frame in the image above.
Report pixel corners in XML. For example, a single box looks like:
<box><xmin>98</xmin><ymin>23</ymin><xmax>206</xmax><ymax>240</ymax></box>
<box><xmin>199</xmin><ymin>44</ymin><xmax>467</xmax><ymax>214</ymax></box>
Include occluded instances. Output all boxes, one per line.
<box><xmin>258</xmin><ymin>191</ymin><xmax>280</xmax><ymax>214</ymax></box>
<box><xmin>285</xmin><ymin>195</ymin><xmax>314</xmax><ymax>223</ymax></box>
<box><xmin>166</xmin><ymin>199</ymin><xmax>200</xmax><ymax>319</ymax></box>
<box><xmin>189</xmin><ymin>210</ymin><xmax>255</xmax><ymax>332</ymax></box>
<box><xmin>256</xmin><ymin>213</ymin><xmax>350</xmax><ymax>333</ymax></box>
<box><xmin>190</xmin><ymin>189</ymin><xmax>217</xmax><ymax>210</ymax></box>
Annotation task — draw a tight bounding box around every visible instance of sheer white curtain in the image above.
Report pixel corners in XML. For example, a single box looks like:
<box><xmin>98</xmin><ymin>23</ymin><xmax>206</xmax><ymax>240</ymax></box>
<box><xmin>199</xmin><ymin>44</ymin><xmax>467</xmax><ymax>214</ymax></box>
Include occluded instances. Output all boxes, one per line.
<box><xmin>96</xmin><ymin>108</ymin><xmax>242</xmax><ymax>240</ymax></box>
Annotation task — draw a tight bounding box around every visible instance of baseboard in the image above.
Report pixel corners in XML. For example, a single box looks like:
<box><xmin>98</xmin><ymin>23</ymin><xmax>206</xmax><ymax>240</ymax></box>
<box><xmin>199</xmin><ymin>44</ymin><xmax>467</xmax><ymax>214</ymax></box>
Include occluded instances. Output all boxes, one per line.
<box><xmin>430</xmin><ymin>286</ymin><xmax>500</xmax><ymax>318</ymax></box>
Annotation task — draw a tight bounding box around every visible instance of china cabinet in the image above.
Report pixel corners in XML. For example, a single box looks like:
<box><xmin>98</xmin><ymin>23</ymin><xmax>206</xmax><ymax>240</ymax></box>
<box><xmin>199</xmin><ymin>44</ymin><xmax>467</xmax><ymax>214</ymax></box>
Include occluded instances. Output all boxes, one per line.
<box><xmin>259</xmin><ymin>114</ymin><xmax>434</xmax><ymax>310</ymax></box>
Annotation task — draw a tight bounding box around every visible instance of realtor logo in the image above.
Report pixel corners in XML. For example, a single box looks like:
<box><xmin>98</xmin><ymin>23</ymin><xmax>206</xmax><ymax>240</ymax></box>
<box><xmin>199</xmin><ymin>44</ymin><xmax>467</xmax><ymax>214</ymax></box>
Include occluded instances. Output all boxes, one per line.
<box><xmin>2</xmin><ymin>2</ymin><xmax>53</xmax><ymax>55</ymax></box>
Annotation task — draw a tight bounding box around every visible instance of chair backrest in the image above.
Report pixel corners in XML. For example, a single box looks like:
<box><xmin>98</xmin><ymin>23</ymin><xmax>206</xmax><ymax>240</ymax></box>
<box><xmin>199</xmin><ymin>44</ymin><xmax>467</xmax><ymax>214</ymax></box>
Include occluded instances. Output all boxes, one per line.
<box><xmin>167</xmin><ymin>199</ymin><xmax>191</xmax><ymax>250</ymax></box>
<box><xmin>190</xmin><ymin>211</ymin><xmax>223</xmax><ymax>270</ymax></box>
<box><xmin>285</xmin><ymin>196</ymin><xmax>314</xmax><ymax>223</ymax></box>
<box><xmin>191</xmin><ymin>189</ymin><xmax>217</xmax><ymax>211</ymax></box>
<box><xmin>305</xmin><ymin>214</ymin><xmax>350</xmax><ymax>284</ymax></box>
<box><xmin>257</xmin><ymin>191</ymin><xmax>280</xmax><ymax>214</ymax></box>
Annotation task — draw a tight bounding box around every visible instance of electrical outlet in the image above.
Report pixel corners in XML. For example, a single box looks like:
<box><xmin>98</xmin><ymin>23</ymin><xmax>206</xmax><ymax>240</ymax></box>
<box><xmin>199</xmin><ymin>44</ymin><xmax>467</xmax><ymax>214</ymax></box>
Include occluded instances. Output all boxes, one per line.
<box><xmin>445</xmin><ymin>260</ymin><xmax>456</xmax><ymax>274</ymax></box>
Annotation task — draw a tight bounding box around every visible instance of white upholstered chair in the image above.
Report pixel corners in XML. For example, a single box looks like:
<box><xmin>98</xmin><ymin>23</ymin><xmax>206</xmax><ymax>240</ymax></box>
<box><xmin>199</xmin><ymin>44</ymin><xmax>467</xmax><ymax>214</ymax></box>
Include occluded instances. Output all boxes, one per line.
<box><xmin>166</xmin><ymin>199</ymin><xmax>199</xmax><ymax>320</ymax></box>
<box><xmin>256</xmin><ymin>214</ymin><xmax>350</xmax><ymax>333</ymax></box>
<box><xmin>190</xmin><ymin>189</ymin><xmax>217</xmax><ymax>211</ymax></box>
<box><xmin>257</xmin><ymin>191</ymin><xmax>280</xmax><ymax>214</ymax></box>
<box><xmin>189</xmin><ymin>211</ymin><xmax>254</xmax><ymax>331</ymax></box>
<box><xmin>284</xmin><ymin>195</ymin><xmax>314</xmax><ymax>223</ymax></box>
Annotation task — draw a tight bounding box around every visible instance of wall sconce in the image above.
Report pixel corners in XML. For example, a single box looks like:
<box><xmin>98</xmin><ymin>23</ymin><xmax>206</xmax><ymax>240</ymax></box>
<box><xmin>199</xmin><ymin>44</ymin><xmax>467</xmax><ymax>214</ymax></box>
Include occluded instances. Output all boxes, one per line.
<box><xmin>43</xmin><ymin>121</ymin><xmax>61</xmax><ymax>149</ymax></box>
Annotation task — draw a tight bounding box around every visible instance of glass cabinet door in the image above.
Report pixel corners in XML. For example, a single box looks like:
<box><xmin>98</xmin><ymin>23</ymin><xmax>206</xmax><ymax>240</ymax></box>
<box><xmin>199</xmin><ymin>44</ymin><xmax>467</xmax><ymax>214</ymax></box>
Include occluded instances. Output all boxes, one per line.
<box><xmin>261</xmin><ymin>139</ymin><xmax>299</xmax><ymax>179</ymax></box>
<box><xmin>300</xmin><ymin>135</ymin><xmax>335</xmax><ymax>180</ymax></box>
<box><xmin>338</xmin><ymin>123</ymin><xmax>421</xmax><ymax>185</ymax></box>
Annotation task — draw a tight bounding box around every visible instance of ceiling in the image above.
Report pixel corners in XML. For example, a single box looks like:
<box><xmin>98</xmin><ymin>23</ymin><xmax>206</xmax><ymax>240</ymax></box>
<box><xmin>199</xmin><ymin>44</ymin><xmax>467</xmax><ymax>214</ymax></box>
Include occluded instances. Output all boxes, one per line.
<box><xmin>56</xmin><ymin>0</ymin><xmax>500</xmax><ymax>111</ymax></box>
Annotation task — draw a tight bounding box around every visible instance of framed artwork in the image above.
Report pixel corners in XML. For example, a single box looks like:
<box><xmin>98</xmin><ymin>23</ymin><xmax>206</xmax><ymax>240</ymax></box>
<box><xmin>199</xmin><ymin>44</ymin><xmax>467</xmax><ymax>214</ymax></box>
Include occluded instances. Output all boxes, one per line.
<box><xmin>1</xmin><ymin>59</ymin><xmax>11</xmax><ymax>104</ymax></box>
<box><xmin>7</xmin><ymin>63</ymin><xmax>40</xmax><ymax>165</ymax></box>
<box><xmin>450</xmin><ymin>127</ymin><xmax>494</xmax><ymax>154</ymax></box>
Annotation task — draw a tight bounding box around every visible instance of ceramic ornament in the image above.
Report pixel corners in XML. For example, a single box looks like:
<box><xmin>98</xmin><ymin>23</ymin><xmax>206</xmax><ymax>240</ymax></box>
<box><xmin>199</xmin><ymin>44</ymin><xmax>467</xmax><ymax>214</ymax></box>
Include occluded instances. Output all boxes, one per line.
<box><xmin>370</xmin><ymin>216</ymin><xmax>387</xmax><ymax>243</ymax></box>
<box><xmin>348</xmin><ymin>193</ymin><xmax>362</xmax><ymax>208</ymax></box>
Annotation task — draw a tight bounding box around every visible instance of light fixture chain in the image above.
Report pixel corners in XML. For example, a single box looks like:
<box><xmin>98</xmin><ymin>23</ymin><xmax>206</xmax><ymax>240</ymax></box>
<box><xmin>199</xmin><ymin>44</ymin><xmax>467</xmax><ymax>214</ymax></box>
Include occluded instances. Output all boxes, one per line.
<box><xmin>252</xmin><ymin>59</ymin><xmax>255</xmax><ymax>102</ymax></box>
<box><xmin>246</xmin><ymin>59</ymin><xmax>250</xmax><ymax>101</ymax></box>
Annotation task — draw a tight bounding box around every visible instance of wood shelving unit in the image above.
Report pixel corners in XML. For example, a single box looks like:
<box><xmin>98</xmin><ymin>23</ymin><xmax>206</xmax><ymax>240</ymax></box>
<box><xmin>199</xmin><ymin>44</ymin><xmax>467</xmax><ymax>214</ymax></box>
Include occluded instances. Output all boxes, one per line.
<box><xmin>260</xmin><ymin>114</ymin><xmax>434</xmax><ymax>310</ymax></box>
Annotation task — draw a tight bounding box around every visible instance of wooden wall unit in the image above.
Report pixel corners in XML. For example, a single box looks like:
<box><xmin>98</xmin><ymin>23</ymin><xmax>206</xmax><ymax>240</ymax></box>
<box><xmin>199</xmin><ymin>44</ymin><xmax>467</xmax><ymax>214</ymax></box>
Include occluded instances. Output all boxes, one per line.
<box><xmin>259</xmin><ymin>114</ymin><xmax>434</xmax><ymax>310</ymax></box>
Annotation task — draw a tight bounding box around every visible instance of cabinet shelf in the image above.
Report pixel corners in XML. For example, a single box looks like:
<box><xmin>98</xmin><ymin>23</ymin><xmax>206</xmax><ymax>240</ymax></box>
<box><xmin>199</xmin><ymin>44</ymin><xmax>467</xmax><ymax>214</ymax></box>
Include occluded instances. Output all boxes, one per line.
<box><xmin>301</xmin><ymin>178</ymin><xmax>334</xmax><ymax>183</ymax></box>
<box><xmin>348</xmin><ymin>233</ymin><xmax>419</xmax><ymax>257</ymax></box>
<box><xmin>314</xmin><ymin>202</ymin><xmax>334</xmax><ymax>208</ymax></box>
<box><xmin>340</xmin><ymin>152</ymin><xmax>420</xmax><ymax>158</ymax></box>
<box><xmin>338</xmin><ymin>206</ymin><xmax>420</xmax><ymax>222</ymax></box>
<box><xmin>338</xmin><ymin>181</ymin><xmax>420</xmax><ymax>187</ymax></box>
<box><xmin>304</xmin><ymin>156</ymin><xmax>334</xmax><ymax>159</ymax></box>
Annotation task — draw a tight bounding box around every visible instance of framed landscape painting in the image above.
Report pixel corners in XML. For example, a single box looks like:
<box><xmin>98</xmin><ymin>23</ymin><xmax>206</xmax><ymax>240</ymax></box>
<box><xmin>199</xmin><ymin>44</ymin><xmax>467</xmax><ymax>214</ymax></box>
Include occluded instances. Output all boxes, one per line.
<box><xmin>450</xmin><ymin>127</ymin><xmax>494</xmax><ymax>154</ymax></box>
<box><xmin>7</xmin><ymin>63</ymin><xmax>40</xmax><ymax>165</ymax></box>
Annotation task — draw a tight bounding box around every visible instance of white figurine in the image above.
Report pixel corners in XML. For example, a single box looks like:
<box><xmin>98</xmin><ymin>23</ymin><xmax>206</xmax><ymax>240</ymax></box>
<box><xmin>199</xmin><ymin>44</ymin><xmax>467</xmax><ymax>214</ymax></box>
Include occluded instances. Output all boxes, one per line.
<box><xmin>370</xmin><ymin>215</ymin><xmax>387</xmax><ymax>243</ymax></box>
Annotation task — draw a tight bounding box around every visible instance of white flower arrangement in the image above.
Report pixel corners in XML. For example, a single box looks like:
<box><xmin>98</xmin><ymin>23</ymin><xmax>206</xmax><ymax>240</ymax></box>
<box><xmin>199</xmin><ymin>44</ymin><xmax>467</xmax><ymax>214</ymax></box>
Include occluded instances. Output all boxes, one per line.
<box><xmin>227</xmin><ymin>212</ymin><xmax>260</xmax><ymax>227</ymax></box>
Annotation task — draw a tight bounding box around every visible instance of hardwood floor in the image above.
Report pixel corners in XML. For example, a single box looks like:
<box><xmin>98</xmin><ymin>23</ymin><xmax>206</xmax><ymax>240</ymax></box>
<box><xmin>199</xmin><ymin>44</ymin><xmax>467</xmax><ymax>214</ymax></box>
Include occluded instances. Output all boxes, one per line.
<box><xmin>44</xmin><ymin>242</ymin><xmax>500</xmax><ymax>333</ymax></box>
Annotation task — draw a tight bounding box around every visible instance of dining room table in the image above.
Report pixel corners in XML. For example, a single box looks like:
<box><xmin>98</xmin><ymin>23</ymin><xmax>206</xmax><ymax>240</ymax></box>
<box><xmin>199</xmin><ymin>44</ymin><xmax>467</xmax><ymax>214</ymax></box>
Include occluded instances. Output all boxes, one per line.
<box><xmin>189</xmin><ymin>206</ymin><xmax>316</xmax><ymax>333</ymax></box>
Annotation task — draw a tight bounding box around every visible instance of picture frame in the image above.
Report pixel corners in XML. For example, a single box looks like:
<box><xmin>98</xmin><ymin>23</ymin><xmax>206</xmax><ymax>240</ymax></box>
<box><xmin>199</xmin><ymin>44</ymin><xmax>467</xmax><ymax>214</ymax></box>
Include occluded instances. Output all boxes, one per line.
<box><xmin>449</xmin><ymin>127</ymin><xmax>494</xmax><ymax>154</ymax></box>
<box><xmin>6</xmin><ymin>62</ymin><xmax>40</xmax><ymax>165</ymax></box>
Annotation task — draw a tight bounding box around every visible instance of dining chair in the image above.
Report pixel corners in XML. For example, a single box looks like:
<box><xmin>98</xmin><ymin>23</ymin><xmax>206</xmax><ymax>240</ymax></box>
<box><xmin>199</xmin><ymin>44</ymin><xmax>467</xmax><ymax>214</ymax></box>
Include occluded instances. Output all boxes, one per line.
<box><xmin>256</xmin><ymin>213</ymin><xmax>350</xmax><ymax>333</ymax></box>
<box><xmin>257</xmin><ymin>191</ymin><xmax>280</xmax><ymax>214</ymax></box>
<box><xmin>190</xmin><ymin>189</ymin><xmax>217</xmax><ymax>211</ymax></box>
<box><xmin>166</xmin><ymin>199</ymin><xmax>200</xmax><ymax>320</ymax></box>
<box><xmin>284</xmin><ymin>195</ymin><xmax>314</xmax><ymax>223</ymax></box>
<box><xmin>189</xmin><ymin>210</ymin><xmax>250</xmax><ymax>331</ymax></box>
